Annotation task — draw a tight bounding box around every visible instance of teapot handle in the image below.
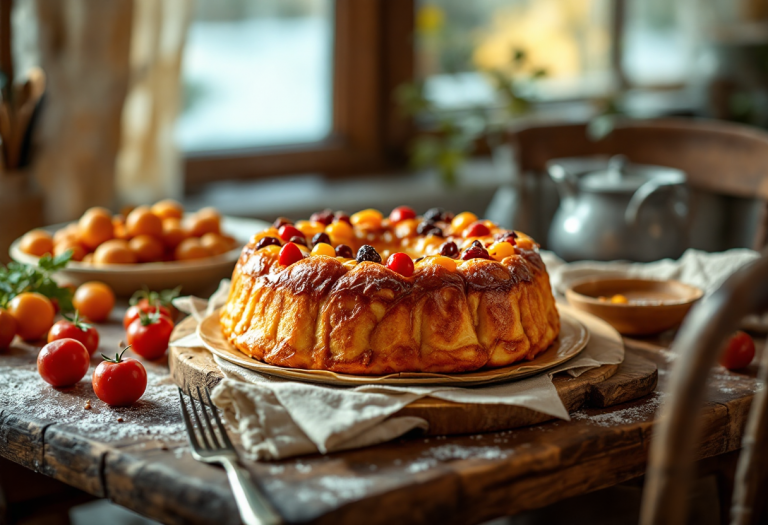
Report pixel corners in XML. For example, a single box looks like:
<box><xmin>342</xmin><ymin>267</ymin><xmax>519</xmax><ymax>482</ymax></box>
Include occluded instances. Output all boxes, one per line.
<box><xmin>625</xmin><ymin>179</ymin><xmax>688</xmax><ymax>226</ymax></box>
<box><xmin>547</xmin><ymin>163</ymin><xmax>579</xmax><ymax>201</ymax></box>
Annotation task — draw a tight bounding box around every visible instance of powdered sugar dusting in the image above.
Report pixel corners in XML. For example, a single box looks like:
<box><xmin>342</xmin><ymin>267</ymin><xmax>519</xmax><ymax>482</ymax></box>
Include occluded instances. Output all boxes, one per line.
<box><xmin>0</xmin><ymin>363</ymin><xmax>185</xmax><ymax>444</ymax></box>
<box><xmin>571</xmin><ymin>392</ymin><xmax>666</xmax><ymax>427</ymax></box>
<box><xmin>426</xmin><ymin>444</ymin><xmax>510</xmax><ymax>461</ymax></box>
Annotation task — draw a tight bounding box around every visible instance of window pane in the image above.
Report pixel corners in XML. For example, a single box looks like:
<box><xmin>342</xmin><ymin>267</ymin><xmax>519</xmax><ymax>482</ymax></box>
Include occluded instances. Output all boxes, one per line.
<box><xmin>416</xmin><ymin>0</ymin><xmax>613</xmax><ymax>109</ymax></box>
<box><xmin>177</xmin><ymin>0</ymin><xmax>334</xmax><ymax>152</ymax></box>
<box><xmin>622</xmin><ymin>0</ymin><xmax>693</xmax><ymax>86</ymax></box>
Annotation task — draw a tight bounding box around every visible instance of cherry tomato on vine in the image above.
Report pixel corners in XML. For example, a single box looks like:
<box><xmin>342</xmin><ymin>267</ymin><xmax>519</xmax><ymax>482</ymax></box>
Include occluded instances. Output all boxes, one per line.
<box><xmin>719</xmin><ymin>331</ymin><xmax>755</xmax><ymax>371</ymax></box>
<box><xmin>93</xmin><ymin>346</ymin><xmax>147</xmax><ymax>406</ymax></box>
<box><xmin>123</xmin><ymin>303</ymin><xmax>173</xmax><ymax>330</ymax></box>
<box><xmin>48</xmin><ymin>311</ymin><xmax>100</xmax><ymax>355</ymax></box>
<box><xmin>37</xmin><ymin>338</ymin><xmax>90</xmax><ymax>387</ymax></box>
<box><xmin>126</xmin><ymin>310</ymin><xmax>174</xmax><ymax>360</ymax></box>
<box><xmin>124</xmin><ymin>288</ymin><xmax>179</xmax><ymax>329</ymax></box>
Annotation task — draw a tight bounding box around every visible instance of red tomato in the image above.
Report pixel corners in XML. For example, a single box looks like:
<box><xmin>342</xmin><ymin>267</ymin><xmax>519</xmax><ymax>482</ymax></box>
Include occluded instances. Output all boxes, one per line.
<box><xmin>37</xmin><ymin>338</ymin><xmax>91</xmax><ymax>387</ymax></box>
<box><xmin>48</xmin><ymin>311</ymin><xmax>100</xmax><ymax>355</ymax></box>
<box><xmin>386</xmin><ymin>252</ymin><xmax>414</xmax><ymax>277</ymax></box>
<box><xmin>93</xmin><ymin>348</ymin><xmax>147</xmax><ymax>406</ymax></box>
<box><xmin>389</xmin><ymin>206</ymin><xmax>416</xmax><ymax>224</ymax></box>
<box><xmin>123</xmin><ymin>303</ymin><xmax>173</xmax><ymax>330</ymax></box>
<box><xmin>719</xmin><ymin>331</ymin><xmax>755</xmax><ymax>370</ymax></box>
<box><xmin>126</xmin><ymin>311</ymin><xmax>174</xmax><ymax>360</ymax></box>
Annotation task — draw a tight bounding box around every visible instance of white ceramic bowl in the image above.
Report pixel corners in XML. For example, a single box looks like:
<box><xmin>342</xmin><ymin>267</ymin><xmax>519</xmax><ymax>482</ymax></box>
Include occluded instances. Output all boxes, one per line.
<box><xmin>10</xmin><ymin>216</ymin><xmax>270</xmax><ymax>296</ymax></box>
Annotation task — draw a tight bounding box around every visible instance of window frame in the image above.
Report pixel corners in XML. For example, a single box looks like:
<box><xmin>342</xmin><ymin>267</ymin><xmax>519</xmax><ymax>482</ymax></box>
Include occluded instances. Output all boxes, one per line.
<box><xmin>184</xmin><ymin>0</ymin><xmax>414</xmax><ymax>187</ymax></box>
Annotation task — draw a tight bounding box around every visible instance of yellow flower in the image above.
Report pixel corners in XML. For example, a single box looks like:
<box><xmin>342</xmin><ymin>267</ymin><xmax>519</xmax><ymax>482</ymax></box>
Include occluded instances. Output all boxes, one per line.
<box><xmin>417</xmin><ymin>4</ymin><xmax>445</xmax><ymax>36</ymax></box>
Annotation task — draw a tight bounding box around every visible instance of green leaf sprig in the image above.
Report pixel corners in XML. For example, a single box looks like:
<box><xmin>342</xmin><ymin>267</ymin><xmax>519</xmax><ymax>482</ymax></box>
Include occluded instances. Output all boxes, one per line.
<box><xmin>0</xmin><ymin>250</ymin><xmax>74</xmax><ymax>311</ymax></box>
<box><xmin>129</xmin><ymin>286</ymin><xmax>181</xmax><ymax>309</ymax></box>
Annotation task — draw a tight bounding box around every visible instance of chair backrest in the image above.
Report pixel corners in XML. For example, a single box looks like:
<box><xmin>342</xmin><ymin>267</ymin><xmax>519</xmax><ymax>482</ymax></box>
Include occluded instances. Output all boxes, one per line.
<box><xmin>639</xmin><ymin>251</ymin><xmax>768</xmax><ymax>525</ymax></box>
<box><xmin>510</xmin><ymin>118</ymin><xmax>768</xmax><ymax>250</ymax></box>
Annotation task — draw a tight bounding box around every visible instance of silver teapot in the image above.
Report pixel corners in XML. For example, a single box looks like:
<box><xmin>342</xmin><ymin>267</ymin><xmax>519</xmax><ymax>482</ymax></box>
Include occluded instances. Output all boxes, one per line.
<box><xmin>547</xmin><ymin>155</ymin><xmax>689</xmax><ymax>262</ymax></box>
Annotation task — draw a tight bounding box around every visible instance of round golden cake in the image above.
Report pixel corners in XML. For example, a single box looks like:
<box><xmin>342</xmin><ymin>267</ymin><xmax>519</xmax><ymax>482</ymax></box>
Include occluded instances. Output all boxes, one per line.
<box><xmin>220</xmin><ymin>207</ymin><xmax>560</xmax><ymax>375</ymax></box>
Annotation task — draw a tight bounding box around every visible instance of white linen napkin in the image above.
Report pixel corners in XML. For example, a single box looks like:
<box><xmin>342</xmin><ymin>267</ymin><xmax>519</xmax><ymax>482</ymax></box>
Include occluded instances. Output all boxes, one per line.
<box><xmin>172</xmin><ymin>282</ymin><xmax>623</xmax><ymax>460</ymax></box>
<box><xmin>540</xmin><ymin>248</ymin><xmax>766</xmax><ymax>331</ymax></box>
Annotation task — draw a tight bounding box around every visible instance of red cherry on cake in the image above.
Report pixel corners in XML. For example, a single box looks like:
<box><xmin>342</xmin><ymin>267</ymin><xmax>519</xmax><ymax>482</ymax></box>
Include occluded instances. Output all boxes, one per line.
<box><xmin>256</xmin><ymin>236</ymin><xmax>281</xmax><ymax>250</ymax></box>
<box><xmin>386</xmin><ymin>252</ymin><xmax>414</xmax><ymax>277</ymax></box>
<box><xmin>278</xmin><ymin>224</ymin><xmax>304</xmax><ymax>242</ymax></box>
<box><xmin>335</xmin><ymin>244</ymin><xmax>354</xmax><ymax>258</ymax></box>
<box><xmin>389</xmin><ymin>206</ymin><xmax>416</xmax><ymax>224</ymax></box>
<box><xmin>461</xmin><ymin>240</ymin><xmax>491</xmax><ymax>260</ymax></box>
<box><xmin>310</xmin><ymin>209</ymin><xmax>334</xmax><ymax>225</ymax></box>
<box><xmin>438</xmin><ymin>241</ymin><xmax>459</xmax><ymax>259</ymax></box>
<box><xmin>334</xmin><ymin>212</ymin><xmax>351</xmax><ymax>225</ymax></box>
<box><xmin>464</xmin><ymin>221</ymin><xmax>491</xmax><ymax>238</ymax></box>
<box><xmin>279</xmin><ymin>242</ymin><xmax>304</xmax><ymax>266</ymax></box>
<box><xmin>273</xmin><ymin>217</ymin><xmax>293</xmax><ymax>229</ymax></box>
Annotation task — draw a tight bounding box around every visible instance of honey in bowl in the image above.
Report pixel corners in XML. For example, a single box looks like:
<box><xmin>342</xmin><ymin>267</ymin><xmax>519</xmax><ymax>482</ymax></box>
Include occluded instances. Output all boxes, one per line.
<box><xmin>566</xmin><ymin>277</ymin><xmax>704</xmax><ymax>335</ymax></box>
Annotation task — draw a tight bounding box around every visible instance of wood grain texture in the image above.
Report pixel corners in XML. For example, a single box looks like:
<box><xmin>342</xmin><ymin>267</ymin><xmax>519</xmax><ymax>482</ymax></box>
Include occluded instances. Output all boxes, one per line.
<box><xmin>0</xmin><ymin>304</ymin><xmax>762</xmax><ymax>525</ymax></box>
<box><xmin>168</xmin><ymin>315</ymin><xmax>657</xmax><ymax>435</ymax></box>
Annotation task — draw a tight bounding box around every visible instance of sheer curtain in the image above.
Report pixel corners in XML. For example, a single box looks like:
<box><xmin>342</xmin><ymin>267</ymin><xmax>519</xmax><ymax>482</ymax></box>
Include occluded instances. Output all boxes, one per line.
<box><xmin>32</xmin><ymin>0</ymin><xmax>190</xmax><ymax>223</ymax></box>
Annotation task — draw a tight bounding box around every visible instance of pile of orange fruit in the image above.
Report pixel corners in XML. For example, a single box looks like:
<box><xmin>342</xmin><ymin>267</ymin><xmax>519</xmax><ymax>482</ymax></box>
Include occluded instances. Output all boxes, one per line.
<box><xmin>19</xmin><ymin>200</ymin><xmax>238</xmax><ymax>264</ymax></box>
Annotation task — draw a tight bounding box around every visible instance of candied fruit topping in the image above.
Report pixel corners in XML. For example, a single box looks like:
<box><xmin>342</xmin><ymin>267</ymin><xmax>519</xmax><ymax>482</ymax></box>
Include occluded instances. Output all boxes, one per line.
<box><xmin>356</xmin><ymin>244</ymin><xmax>382</xmax><ymax>263</ymax></box>
<box><xmin>312</xmin><ymin>232</ymin><xmax>332</xmax><ymax>247</ymax></box>
<box><xmin>488</xmin><ymin>241</ymin><xmax>515</xmax><ymax>261</ymax></box>
<box><xmin>516</xmin><ymin>237</ymin><xmax>534</xmax><ymax>250</ymax></box>
<box><xmin>326</xmin><ymin>220</ymin><xmax>354</xmax><ymax>243</ymax></box>
<box><xmin>278</xmin><ymin>242</ymin><xmax>304</xmax><ymax>266</ymax></box>
<box><xmin>451</xmin><ymin>212</ymin><xmax>478</xmax><ymax>233</ymax></box>
<box><xmin>334</xmin><ymin>212</ymin><xmax>351</xmax><ymax>224</ymax></box>
<box><xmin>424</xmin><ymin>207</ymin><xmax>454</xmax><ymax>223</ymax></box>
<box><xmin>386</xmin><ymin>252</ymin><xmax>414</xmax><ymax>277</ymax></box>
<box><xmin>295</xmin><ymin>220</ymin><xmax>326</xmax><ymax>238</ymax></box>
<box><xmin>311</xmin><ymin>242</ymin><xmax>336</xmax><ymax>257</ymax></box>
<box><xmin>389</xmin><ymin>206</ymin><xmax>416</xmax><ymax>224</ymax></box>
<box><xmin>464</xmin><ymin>221</ymin><xmax>491</xmax><ymax>238</ymax></box>
<box><xmin>289</xmin><ymin>235</ymin><xmax>307</xmax><ymax>246</ymax></box>
<box><xmin>494</xmin><ymin>231</ymin><xmax>518</xmax><ymax>244</ymax></box>
<box><xmin>424</xmin><ymin>255</ymin><xmax>457</xmax><ymax>272</ymax></box>
<box><xmin>278</xmin><ymin>224</ymin><xmax>304</xmax><ymax>242</ymax></box>
<box><xmin>351</xmin><ymin>209</ymin><xmax>383</xmax><ymax>230</ymax></box>
<box><xmin>417</xmin><ymin>222</ymin><xmax>443</xmax><ymax>237</ymax></box>
<box><xmin>256</xmin><ymin>236</ymin><xmax>281</xmax><ymax>250</ymax></box>
<box><xmin>335</xmin><ymin>244</ymin><xmax>354</xmax><ymax>258</ymax></box>
<box><xmin>438</xmin><ymin>241</ymin><xmax>459</xmax><ymax>259</ymax></box>
<box><xmin>461</xmin><ymin>240</ymin><xmax>491</xmax><ymax>260</ymax></box>
<box><xmin>273</xmin><ymin>217</ymin><xmax>293</xmax><ymax>229</ymax></box>
<box><xmin>310</xmin><ymin>209</ymin><xmax>335</xmax><ymax>225</ymax></box>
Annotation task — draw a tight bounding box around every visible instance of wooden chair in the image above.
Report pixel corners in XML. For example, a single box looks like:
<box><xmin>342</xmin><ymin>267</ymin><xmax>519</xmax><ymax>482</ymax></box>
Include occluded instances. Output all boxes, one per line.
<box><xmin>510</xmin><ymin>118</ymin><xmax>768</xmax><ymax>251</ymax></box>
<box><xmin>639</xmin><ymin>251</ymin><xmax>768</xmax><ymax>525</ymax></box>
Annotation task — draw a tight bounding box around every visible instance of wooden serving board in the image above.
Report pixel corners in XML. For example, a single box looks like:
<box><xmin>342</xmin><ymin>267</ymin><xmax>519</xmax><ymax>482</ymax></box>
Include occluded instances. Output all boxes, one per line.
<box><xmin>168</xmin><ymin>316</ymin><xmax>658</xmax><ymax>436</ymax></box>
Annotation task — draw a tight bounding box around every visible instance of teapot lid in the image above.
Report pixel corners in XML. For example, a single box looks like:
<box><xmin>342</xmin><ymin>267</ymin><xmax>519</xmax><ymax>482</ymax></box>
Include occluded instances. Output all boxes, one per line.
<box><xmin>578</xmin><ymin>155</ymin><xmax>685</xmax><ymax>193</ymax></box>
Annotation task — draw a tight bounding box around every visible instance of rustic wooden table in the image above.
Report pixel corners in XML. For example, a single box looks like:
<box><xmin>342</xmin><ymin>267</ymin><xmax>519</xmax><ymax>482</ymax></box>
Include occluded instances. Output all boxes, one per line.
<box><xmin>0</xmin><ymin>303</ymin><xmax>761</xmax><ymax>525</ymax></box>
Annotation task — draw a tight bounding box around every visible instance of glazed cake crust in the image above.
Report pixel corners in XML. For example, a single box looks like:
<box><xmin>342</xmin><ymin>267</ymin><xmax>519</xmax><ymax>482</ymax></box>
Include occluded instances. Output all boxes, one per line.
<box><xmin>220</xmin><ymin>223</ymin><xmax>560</xmax><ymax>375</ymax></box>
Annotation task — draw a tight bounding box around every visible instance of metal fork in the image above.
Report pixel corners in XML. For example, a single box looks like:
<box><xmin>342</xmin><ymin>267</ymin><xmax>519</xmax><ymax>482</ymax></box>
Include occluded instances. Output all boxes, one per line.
<box><xmin>178</xmin><ymin>386</ymin><xmax>282</xmax><ymax>525</ymax></box>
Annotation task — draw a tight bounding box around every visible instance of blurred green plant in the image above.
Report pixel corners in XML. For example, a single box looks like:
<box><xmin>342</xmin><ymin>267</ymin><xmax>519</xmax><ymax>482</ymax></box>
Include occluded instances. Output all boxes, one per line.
<box><xmin>396</xmin><ymin>47</ymin><xmax>546</xmax><ymax>186</ymax></box>
<box><xmin>586</xmin><ymin>94</ymin><xmax>623</xmax><ymax>142</ymax></box>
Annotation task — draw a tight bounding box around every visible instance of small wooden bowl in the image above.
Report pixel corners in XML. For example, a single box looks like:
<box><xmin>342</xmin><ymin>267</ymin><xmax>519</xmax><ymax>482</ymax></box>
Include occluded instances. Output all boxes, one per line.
<box><xmin>565</xmin><ymin>278</ymin><xmax>704</xmax><ymax>335</ymax></box>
